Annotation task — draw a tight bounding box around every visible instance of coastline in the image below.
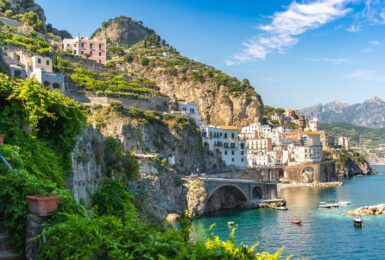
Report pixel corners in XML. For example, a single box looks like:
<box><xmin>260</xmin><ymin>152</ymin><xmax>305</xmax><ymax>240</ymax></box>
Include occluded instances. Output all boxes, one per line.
<box><xmin>278</xmin><ymin>181</ymin><xmax>343</xmax><ymax>191</ymax></box>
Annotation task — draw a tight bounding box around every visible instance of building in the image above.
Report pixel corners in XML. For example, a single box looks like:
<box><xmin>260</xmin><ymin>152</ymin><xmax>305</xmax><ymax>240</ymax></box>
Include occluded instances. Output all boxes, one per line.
<box><xmin>178</xmin><ymin>102</ymin><xmax>202</xmax><ymax>126</ymax></box>
<box><xmin>283</xmin><ymin>131</ymin><xmax>323</xmax><ymax>165</ymax></box>
<box><xmin>338</xmin><ymin>136</ymin><xmax>349</xmax><ymax>150</ymax></box>
<box><xmin>308</xmin><ymin>117</ymin><xmax>321</xmax><ymax>131</ymax></box>
<box><xmin>241</xmin><ymin>132</ymin><xmax>280</xmax><ymax>167</ymax></box>
<box><xmin>200</xmin><ymin>125</ymin><xmax>247</xmax><ymax>169</ymax></box>
<box><xmin>63</xmin><ymin>36</ymin><xmax>107</xmax><ymax>65</ymax></box>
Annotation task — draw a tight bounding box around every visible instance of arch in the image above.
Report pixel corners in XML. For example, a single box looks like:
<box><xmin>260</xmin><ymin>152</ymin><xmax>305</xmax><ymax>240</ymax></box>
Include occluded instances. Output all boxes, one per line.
<box><xmin>206</xmin><ymin>184</ymin><xmax>248</xmax><ymax>212</ymax></box>
<box><xmin>252</xmin><ymin>186</ymin><xmax>263</xmax><ymax>200</ymax></box>
<box><xmin>52</xmin><ymin>83</ymin><xmax>61</xmax><ymax>89</ymax></box>
<box><xmin>301</xmin><ymin>167</ymin><xmax>315</xmax><ymax>183</ymax></box>
<box><xmin>43</xmin><ymin>81</ymin><xmax>51</xmax><ymax>88</ymax></box>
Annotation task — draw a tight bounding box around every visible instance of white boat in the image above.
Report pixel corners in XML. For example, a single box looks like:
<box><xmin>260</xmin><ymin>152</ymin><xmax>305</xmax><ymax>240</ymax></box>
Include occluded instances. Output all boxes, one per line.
<box><xmin>353</xmin><ymin>217</ymin><xmax>363</xmax><ymax>227</ymax></box>
<box><xmin>227</xmin><ymin>221</ymin><xmax>235</xmax><ymax>227</ymax></box>
<box><xmin>276</xmin><ymin>206</ymin><xmax>288</xmax><ymax>211</ymax></box>
<box><xmin>318</xmin><ymin>203</ymin><xmax>339</xmax><ymax>209</ymax></box>
<box><xmin>338</xmin><ymin>201</ymin><xmax>351</xmax><ymax>206</ymax></box>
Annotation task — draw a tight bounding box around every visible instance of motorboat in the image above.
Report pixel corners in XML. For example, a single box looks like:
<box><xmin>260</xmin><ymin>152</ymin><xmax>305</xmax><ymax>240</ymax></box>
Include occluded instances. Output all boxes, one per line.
<box><xmin>227</xmin><ymin>221</ymin><xmax>235</xmax><ymax>227</ymax></box>
<box><xmin>318</xmin><ymin>202</ymin><xmax>339</xmax><ymax>209</ymax></box>
<box><xmin>353</xmin><ymin>217</ymin><xmax>363</xmax><ymax>227</ymax></box>
<box><xmin>338</xmin><ymin>201</ymin><xmax>351</xmax><ymax>206</ymax></box>
<box><xmin>291</xmin><ymin>220</ymin><xmax>302</xmax><ymax>225</ymax></box>
<box><xmin>276</xmin><ymin>206</ymin><xmax>288</xmax><ymax>211</ymax></box>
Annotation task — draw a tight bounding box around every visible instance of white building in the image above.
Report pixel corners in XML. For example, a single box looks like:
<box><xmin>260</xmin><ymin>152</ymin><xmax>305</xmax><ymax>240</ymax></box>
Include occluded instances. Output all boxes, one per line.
<box><xmin>200</xmin><ymin>125</ymin><xmax>246</xmax><ymax>169</ymax></box>
<box><xmin>283</xmin><ymin>131</ymin><xmax>323</xmax><ymax>165</ymax></box>
<box><xmin>338</xmin><ymin>136</ymin><xmax>349</xmax><ymax>150</ymax></box>
<box><xmin>178</xmin><ymin>102</ymin><xmax>202</xmax><ymax>126</ymax></box>
<box><xmin>308</xmin><ymin>117</ymin><xmax>321</xmax><ymax>131</ymax></box>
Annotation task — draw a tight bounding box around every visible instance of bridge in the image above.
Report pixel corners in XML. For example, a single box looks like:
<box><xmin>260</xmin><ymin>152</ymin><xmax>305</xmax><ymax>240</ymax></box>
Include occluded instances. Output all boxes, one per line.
<box><xmin>185</xmin><ymin>167</ymin><xmax>282</xmax><ymax>212</ymax></box>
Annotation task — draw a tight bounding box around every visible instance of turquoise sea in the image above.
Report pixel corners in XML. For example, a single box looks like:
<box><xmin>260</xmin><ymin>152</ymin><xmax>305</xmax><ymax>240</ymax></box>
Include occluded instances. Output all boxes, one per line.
<box><xmin>192</xmin><ymin>166</ymin><xmax>385</xmax><ymax>259</ymax></box>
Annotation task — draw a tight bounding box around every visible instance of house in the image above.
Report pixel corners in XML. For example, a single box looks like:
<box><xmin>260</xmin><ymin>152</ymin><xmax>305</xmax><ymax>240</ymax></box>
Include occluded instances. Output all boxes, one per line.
<box><xmin>9</xmin><ymin>64</ymin><xmax>26</xmax><ymax>79</ymax></box>
<box><xmin>200</xmin><ymin>125</ymin><xmax>247</xmax><ymax>170</ymax></box>
<box><xmin>63</xmin><ymin>36</ymin><xmax>107</xmax><ymax>65</ymax></box>
<box><xmin>338</xmin><ymin>136</ymin><xmax>349</xmax><ymax>150</ymax></box>
<box><xmin>308</xmin><ymin>117</ymin><xmax>321</xmax><ymax>131</ymax></box>
<box><xmin>283</xmin><ymin>131</ymin><xmax>323</xmax><ymax>165</ymax></box>
<box><xmin>177</xmin><ymin>102</ymin><xmax>202</xmax><ymax>126</ymax></box>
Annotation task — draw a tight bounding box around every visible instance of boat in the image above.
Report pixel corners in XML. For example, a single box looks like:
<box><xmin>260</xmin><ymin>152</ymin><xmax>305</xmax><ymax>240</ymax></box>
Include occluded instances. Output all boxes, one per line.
<box><xmin>353</xmin><ymin>217</ymin><xmax>363</xmax><ymax>227</ymax></box>
<box><xmin>291</xmin><ymin>220</ymin><xmax>302</xmax><ymax>225</ymax></box>
<box><xmin>318</xmin><ymin>203</ymin><xmax>339</xmax><ymax>209</ymax></box>
<box><xmin>338</xmin><ymin>201</ymin><xmax>351</xmax><ymax>206</ymax></box>
<box><xmin>276</xmin><ymin>206</ymin><xmax>288</xmax><ymax>211</ymax></box>
<box><xmin>227</xmin><ymin>221</ymin><xmax>235</xmax><ymax>227</ymax></box>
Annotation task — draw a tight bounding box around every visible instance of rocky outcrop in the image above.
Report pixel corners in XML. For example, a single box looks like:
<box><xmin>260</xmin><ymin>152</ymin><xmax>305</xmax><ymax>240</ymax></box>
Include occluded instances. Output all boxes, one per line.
<box><xmin>185</xmin><ymin>178</ymin><xmax>207</xmax><ymax>217</ymax></box>
<box><xmin>91</xmin><ymin>16</ymin><xmax>154</xmax><ymax>44</ymax></box>
<box><xmin>347</xmin><ymin>204</ymin><xmax>385</xmax><ymax>216</ymax></box>
<box><xmin>124</xmin><ymin>62</ymin><xmax>264</xmax><ymax>127</ymax></box>
<box><xmin>46</xmin><ymin>23</ymin><xmax>72</xmax><ymax>39</ymax></box>
<box><xmin>335</xmin><ymin>151</ymin><xmax>373</xmax><ymax>178</ymax></box>
<box><xmin>7</xmin><ymin>0</ymin><xmax>47</xmax><ymax>30</ymax></box>
<box><xmin>88</xmin><ymin>106</ymin><xmax>227</xmax><ymax>220</ymax></box>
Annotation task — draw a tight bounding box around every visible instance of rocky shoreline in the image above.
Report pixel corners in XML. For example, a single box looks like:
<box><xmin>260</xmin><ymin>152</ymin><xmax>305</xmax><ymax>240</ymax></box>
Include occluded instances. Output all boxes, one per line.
<box><xmin>240</xmin><ymin>199</ymin><xmax>286</xmax><ymax>210</ymax></box>
<box><xmin>278</xmin><ymin>181</ymin><xmax>343</xmax><ymax>191</ymax></box>
<box><xmin>347</xmin><ymin>204</ymin><xmax>385</xmax><ymax>216</ymax></box>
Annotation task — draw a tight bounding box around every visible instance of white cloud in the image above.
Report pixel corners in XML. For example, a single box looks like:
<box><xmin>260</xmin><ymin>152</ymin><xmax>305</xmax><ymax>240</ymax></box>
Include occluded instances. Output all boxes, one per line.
<box><xmin>346</xmin><ymin>69</ymin><xmax>385</xmax><ymax>81</ymax></box>
<box><xmin>226</xmin><ymin>0</ymin><xmax>352</xmax><ymax>64</ymax></box>
<box><xmin>347</xmin><ymin>0</ymin><xmax>385</xmax><ymax>32</ymax></box>
<box><xmin>311</xmin><ymin>57</ymin><xmax>350</xmax><ymax>64</ymax></box>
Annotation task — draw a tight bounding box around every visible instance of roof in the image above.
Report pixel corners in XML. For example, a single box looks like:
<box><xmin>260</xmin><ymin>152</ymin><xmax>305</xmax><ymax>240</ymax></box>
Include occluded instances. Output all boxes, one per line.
<box><xmin>303</xmin><ymin>131</ymin><xmax>322</xmax><ymax>135</ymax></box>
<box><xmin>219</xmin><ymin>126</ymin><xmax>239</xmax><ymax>131</ymax></box>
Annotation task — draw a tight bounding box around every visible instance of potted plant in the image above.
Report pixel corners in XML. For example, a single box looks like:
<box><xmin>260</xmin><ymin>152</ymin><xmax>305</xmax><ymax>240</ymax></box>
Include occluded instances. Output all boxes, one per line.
<box><xmin>26</xmin><ymin>195</ymin><xmax>60</xmax><ymax>216</ymax></box>
<box><xmin>0</xmin><ymin>134</ymin><xmax>4</xmax><ymax>146</ymax></box>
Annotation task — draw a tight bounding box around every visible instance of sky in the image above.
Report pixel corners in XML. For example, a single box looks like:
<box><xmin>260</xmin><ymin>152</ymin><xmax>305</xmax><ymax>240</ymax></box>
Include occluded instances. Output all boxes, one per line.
<box><xmin>35</xmin><ymin>0</ymin><xmax>385</xmax><ymax>109</ymax></box>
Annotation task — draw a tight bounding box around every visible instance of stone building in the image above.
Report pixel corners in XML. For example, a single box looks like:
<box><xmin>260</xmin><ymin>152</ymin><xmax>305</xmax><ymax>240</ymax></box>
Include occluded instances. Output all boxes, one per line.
<box><xmin>177</xmin><ymin>101</ymin><xmax>202</xmax><ymax>126</ymax></box>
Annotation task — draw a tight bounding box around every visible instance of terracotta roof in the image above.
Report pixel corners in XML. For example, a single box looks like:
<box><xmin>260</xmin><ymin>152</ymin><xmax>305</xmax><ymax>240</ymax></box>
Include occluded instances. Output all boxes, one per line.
<box><xmin>303</xmin><ymin>131</ymin><xmax>322</xmax><ymax>135</ymax></box>
<box><xmin>219</xmin><ymin>125</ymin><xmax>239</xmax><ymax>130</ymax></box>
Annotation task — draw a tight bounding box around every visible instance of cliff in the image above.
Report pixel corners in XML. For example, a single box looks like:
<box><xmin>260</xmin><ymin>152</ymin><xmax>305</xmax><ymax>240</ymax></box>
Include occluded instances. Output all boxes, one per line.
<box><xmin>88</xmin><ymin>104</ymin><xmax>227</xmax><ymax>220</ymax></box>
<box><xmin>92</xmin><ymin>18</ymin><xmax>264</xmax><ymax>127</ymax></box>
<box><xmin>332</xmin><ymin>150</ymin><xmax>373</xmax><ymax>177</ymax></box>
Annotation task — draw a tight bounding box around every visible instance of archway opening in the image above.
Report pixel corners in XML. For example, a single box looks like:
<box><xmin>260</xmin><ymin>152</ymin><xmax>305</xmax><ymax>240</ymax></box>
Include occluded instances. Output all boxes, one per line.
<box><xmin>252</xmin><ymin>186</ymin><xmax>263</xmax><ymax>200</ymax></box>
<box><xmin>206</xmin><ymin>185</ymin><xmax>247</xmax><ymax>212</ymax></box>
<box><xmin>302</xmin><ymin>167</ymin><xmax>314</xmax><ymax>183</ymax></box>
<box><xmin>52</xmin><ymin>83</ymin><xmax>61</xmax><ymax>89</ymax></box>
<box><xmin>43</xmin><ymin>81</ymin><xmax>51</xmax><ymax>88</ymax></box>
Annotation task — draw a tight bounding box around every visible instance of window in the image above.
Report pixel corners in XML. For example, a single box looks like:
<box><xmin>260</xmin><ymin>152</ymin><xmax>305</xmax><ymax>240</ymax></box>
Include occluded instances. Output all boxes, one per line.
<box><xmin>224</xmin><ymin>142</ymin><xmax>228</xmax><ymax>148</ymax></box>
<box><xmin>241</xmin><ymin>151</ymin><xmax>244</xmax><ymax>155</ymax></box>
<box><xmin>231</xmin><ymin>133</ymin><xmax>235</xmax><ymax>138</ymax></box>
<box><xmin>231</xmin><ymin>151</ymin><xmax>234</xmax><ymax>155</ymax></box>
<box><xmin>73</xmin><ymin>50</ymin><xmax>77</xmax><ymax>55</ymax></box>
<box><xmin>37</xmin><ymin>58</ymin><xmax>41</xmax><ymax>64</ymax></box>
<box><xmin>231</xmin><ymin>143</ymin><xmax>235</xmax><ymax>148</ymax></box>
<box><xmin>99</xmin><ymin>60</ymin><xmax>102</xmax><ymax>63</ymax></box>
<box><xmin>81</xmin><ymin>51</ymin><xmax>84</xmax><ymax>55</ymax></box>
<box><xmin>46</xmin><ymin>60</ymin><xmax>50</xmax><ymax>65</ymax></box>
<box><xmin>232</xmin><ymin>158</ymin><xmax>234</xmax><ymax>162</ymax></box>
<box><xmin>90</xmin><ymin>51</ymin><xmax>93</xmax><ymax>55</ymax></box>
<box><xmin>99</xmin><ymin>43</ymin><xmax>103</xmax><ymax>49</ymax></box>
<box><xmin>99</xmin><ymin>52</ymin><xmax>102</xmax><ymax>56</ymax></box>
<box><xmin>224</xmin><ymin>133</ymin><xmax>228</xmax><ymax>138</ymax></box>
<box><xmin>90</xmin><ymin>43</ymin><xmax>93</xmax><ymax>49</ymax></box>
<box><xmin>81</xmin><ymin>43</ymin><xmax>85</xmax><ymax>48</ymax></box>
<box><xmin>241</xmin><ymin>143</ymin><xmax>245</xmax><ymax>149</ymax></box>
<box><xmin>241</xmin><ymin>158</ymin><xmax>244</xmax><ymax>162</ymax></box>
<box><xmin>224</xmin><ymin>151</ymin><xmax>227</xmax><ymax>155</ymax></box>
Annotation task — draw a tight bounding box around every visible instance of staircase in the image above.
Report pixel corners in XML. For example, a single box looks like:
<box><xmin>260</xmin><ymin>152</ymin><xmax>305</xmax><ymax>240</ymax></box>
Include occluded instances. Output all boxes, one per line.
<box><xmin>0</xmin><ymin>227</ymin><xmax>22</xmax><ymax>260</ymax></box>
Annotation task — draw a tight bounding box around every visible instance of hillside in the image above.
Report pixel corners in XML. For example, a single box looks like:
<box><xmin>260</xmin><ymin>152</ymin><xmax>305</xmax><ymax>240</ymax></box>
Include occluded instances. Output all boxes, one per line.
<box><xmin>93</xmin><ymin>18</ymin><xmax>264</xmax><ymax>127</ymax></box>
<box><xmin>300</xmin><ymin>97</ymin><xmax>385</xmax><ymax>128</ymax></box>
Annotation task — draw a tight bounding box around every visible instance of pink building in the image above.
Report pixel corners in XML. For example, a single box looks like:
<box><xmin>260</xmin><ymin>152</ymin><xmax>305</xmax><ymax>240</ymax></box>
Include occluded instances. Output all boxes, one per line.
<box><xmin>63</xmin><ymin>36</ymin><xmax>107</xmax><ymax>65</ymax></box>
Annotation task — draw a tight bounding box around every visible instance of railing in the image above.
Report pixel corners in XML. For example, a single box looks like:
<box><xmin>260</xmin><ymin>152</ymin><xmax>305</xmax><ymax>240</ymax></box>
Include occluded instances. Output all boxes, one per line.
<box><xmin>0</xmin><ymin>155</ymin><xmax>13</xmax><ymax>171</ymax></box>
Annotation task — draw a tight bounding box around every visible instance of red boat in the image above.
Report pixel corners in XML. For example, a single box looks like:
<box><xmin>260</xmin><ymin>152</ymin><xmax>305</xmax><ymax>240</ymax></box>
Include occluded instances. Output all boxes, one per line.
<box><xmin>291</xmin><ymin>220</ymin><xmax>302</xmax><ymax>225</ymax></box>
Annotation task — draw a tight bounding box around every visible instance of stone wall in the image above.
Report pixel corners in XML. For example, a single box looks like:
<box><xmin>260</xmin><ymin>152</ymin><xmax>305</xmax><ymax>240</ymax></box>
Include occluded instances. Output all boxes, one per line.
<box><xmin>283</xmin><ymin>160</ymin><xmax>337</xmax><ymax>184</ymax></box>
<box><xmin>67</xmin><ymin>127</ymin><xmax>106</xmax><ymax>204</ymax></box>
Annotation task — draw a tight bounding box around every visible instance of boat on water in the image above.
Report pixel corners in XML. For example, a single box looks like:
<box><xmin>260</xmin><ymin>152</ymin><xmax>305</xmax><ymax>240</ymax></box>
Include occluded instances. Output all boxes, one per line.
<box><xmin>338</xmin><ymin>201</ymin><xmax>351</xmax><ymax>206</ymax></box>
<box><xmin>353</xmin><ymin>217</ymin><xmax>363</xmax><ymax>227</ymax></box>
<box><xmin>227</xmin><ymin>221</ymin><xmax>235</xmax><ymax>227</ymax></box>
<box><xmin>318</xmin><ymin>203</ymin><xmax>339</xmax><ymax>209</ymax></box>
<box><xmin>291</xmin><ymin>220</ymin><xmax>302</xmax><ymax>225</ymax></box>
<box><xmin>276</xmin><ymin>206</ymin><xmax>288</xmax><ymax>211</ymax></box>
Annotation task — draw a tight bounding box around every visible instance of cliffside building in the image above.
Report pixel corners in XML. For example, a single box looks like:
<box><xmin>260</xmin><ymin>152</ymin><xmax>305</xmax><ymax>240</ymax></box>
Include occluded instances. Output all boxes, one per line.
<box><xmin>338</xmin><ymin>136</ymin><xmax>350</xmax><ymax>150</ymax></box>
<box><xmin>283</xmin><ymin>131</ymin><xmax>323</xmax><ymax>165</ymax></box>
<box><xmin>177</xmin><ymin>102</ymin><xmax>202</xmax><ymax>126</ymax></box>
<box><xmin>200</xmin><ymin>125</ymin><xmax>247</xmax><ymax>170</ymax></box>
<box><xmin>63</xmin><ymin>36</ymin><xmax>107</xmax><ymax>65</ymax></box>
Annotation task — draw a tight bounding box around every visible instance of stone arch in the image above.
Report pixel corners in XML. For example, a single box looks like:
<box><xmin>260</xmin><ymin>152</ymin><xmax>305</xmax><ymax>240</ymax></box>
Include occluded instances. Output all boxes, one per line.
<box><xmin>52</xmin><ymin>82</ymin><xmax>61</xmax><ymax>89</ymax></box>
<box><xmin>206</xmin><ymin>184</ymin><xmax>248</xmax><ymax>212</ymax></box>
<box><xmin>252</xmin><ymin>186</ymin><xmax>263</xmax><ymax>200</ymax></box>
<box><xmin>301</xmin><ymin>166</ymin><xmax>315</xmax><ymax>183</ymax></box>
<box><xmin>43</xmin><ymin>81</ymin><xmax>51</xmax><ymax>88</ymax></box>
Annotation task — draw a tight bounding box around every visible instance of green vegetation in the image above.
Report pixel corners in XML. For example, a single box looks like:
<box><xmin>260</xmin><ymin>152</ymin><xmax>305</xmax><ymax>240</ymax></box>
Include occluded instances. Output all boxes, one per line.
<box><xmin>12</xmin><ymin>11</ymin><xmax>45</xmax><ymax>32</ymax></box>
<box><xmin>335</xmin><ymin>149</ymin><xmax>366</xmax><ymax>169</ymax></box>
<box><xmin>0</xmin><ymin>32</ymin><xmax>51</xmax><ymax>55</ymax></box>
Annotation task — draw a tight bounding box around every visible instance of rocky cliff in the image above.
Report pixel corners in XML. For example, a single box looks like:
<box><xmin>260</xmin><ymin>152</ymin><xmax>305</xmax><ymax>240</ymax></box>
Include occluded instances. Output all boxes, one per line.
<box><xmin>91</xmin><ymin>16</ymin><xmax>154</xmax><ymax>44</ymax></box>
<box><xmin>88</xmin><ymin>104</ymin><xmax>227</xmax><ymax>220</ymax></box>
<box><xmin>333</xmin><ymin>150</ymin><xmax>373</xmax><ymax>177</ymax></box>
<box><xmin>92</xmin><ymin>17</ymin><xmax>264</xmax><ymax>127</ymax></box>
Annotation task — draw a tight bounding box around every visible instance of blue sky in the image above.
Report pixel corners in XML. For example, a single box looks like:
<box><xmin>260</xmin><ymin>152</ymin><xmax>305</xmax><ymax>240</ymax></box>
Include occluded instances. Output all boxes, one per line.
<box><xmin>36</xmin><ymin>0</ymin><xmax>385</xmax><ymax>109</ymax></box>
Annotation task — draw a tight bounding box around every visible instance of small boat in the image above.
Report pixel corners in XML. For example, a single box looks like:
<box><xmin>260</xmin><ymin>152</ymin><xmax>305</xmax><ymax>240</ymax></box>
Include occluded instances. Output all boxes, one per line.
<box><xmin>338</xmin><ymin>201</ymin><xmax>351</xmax><ymax>206</ymax></box>
<box><xmin>291</xmin><ymin>220</ymin><xmax>302</xmax><ymax>225</ymax></box>
<box><xmin>227</xmin><ymin>221</ymin><xmax>235</xmax><ymax>227</ymax></box>
<box><xmin>276</xmin><ymin>206</ymin><xmax>288</xmax><ymax>211</ymax></box>
<box><xmin>353</xmin><ymin>217</ymin><xmax>363</xmax><ymax>227</ymax></box>
<box><xmin>318</xmin><ymin>203</ymin><xmax>339</xmax><ymax>209</ymax></box>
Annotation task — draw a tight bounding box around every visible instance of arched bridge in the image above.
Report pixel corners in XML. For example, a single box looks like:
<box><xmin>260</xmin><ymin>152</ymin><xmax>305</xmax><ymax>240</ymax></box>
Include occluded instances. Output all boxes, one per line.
<box><xmin>186</xmin><ymin>168</ymin><xmax>282</xmax><ymax>212</ymax></box>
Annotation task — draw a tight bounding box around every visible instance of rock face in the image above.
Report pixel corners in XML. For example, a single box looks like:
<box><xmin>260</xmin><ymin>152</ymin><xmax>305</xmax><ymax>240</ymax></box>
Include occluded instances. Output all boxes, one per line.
<box><xmin>69</xmin><ymin>127</ymin><xmax>106</xmax><ymax>204</ymax></box>
<box><xmin>347</xmin><ymin>204</ymin><xmax>385</xmax><ymax>216</ymax></box>
<box><xmin>335</xmin><ymin>151</ymin><xmax>373</xmax><ymax>178</ymax></box>
<box><xmin>46</xmin><ymin>24</ymin><xmax>72</xmax><ymax>39</ymax></box>
<box><xmin>131</xmin><ymin>67</ymin><xmax>264</xmax><ymax>127</ymax></box>
<box><xmin>8</xmin><ymin>0</ymin><xmax>46</xmax><ymax>30</ymax></box>
<box><xmin>91</xmin><ymin>16</ymin><xmax>154</xmax><ymax>44</ymax></box>
<box><xmin>300</xmin><ymin>97</ymin><xmax>385</xmax><ymax>128</ymax></box>
<box><xmin>88</xmin><ymin>107</ymin><xmax>227</xmax><ymax>220</ymax></box>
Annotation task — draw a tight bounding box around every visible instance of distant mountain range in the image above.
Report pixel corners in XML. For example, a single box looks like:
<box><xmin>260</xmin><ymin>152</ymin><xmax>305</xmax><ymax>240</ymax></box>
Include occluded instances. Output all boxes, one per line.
<box><xmin>300</xmin><ymin>97</ymin><xmax>385</xmax><ymax>128</ymax></box>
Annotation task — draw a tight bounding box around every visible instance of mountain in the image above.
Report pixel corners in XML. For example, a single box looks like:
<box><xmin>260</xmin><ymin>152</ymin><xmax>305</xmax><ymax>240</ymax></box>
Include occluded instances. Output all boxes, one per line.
<box><xmin>93</xmin><ymin>17</ymin><xmax>264</xmax><ymax>126</ymax></box>
<box><xmin>300</xmin><ymin>97</ymin><xmax>385</xmax><ymax>128</ymax></box>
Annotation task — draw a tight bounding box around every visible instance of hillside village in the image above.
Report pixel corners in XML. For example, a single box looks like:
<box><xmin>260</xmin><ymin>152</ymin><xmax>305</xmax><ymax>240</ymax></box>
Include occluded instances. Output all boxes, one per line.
<box><xmin>0</xmin><ymin>0</ymin><xmax>375</xmax><ymax>258</ymax></box>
